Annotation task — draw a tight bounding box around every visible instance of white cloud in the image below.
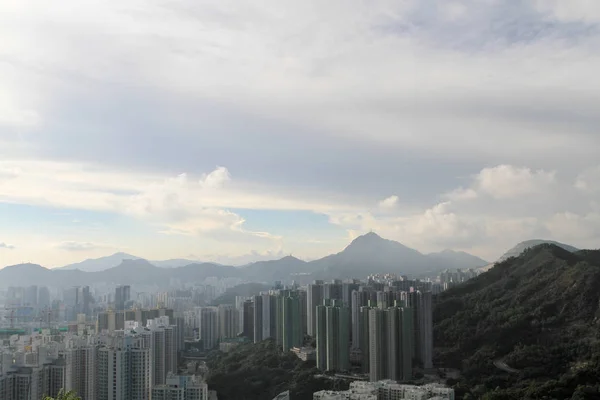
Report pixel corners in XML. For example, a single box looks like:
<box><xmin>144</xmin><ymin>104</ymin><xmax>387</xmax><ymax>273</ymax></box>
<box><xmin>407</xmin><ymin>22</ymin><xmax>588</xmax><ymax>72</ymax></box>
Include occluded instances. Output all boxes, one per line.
<box><xmin>474</xmin><ymin>165</ymin><xmax>556</xmax><ymax>199</ymax></box>
<box><xmin>0</xmin><ymin>242</ymin><xmax>15</xmax><ymax>250</ymax></box>
<box><xmin>575</xmin><ymin>165</ymin><xmax>600</xmax><ymax>192</ymax></box>
<box><xmin>378</xmin><ymin>195</ymin><xmax>399</xmax><ymax>209</ymax></box>
<box><xmin>445</xmin><ymin>187</ymin><xmax>478</xmax><ymax>201</ymax></box>
<box><xmin>545</xmin><ymin>212</ymin><xmax>600</xmax><ymax>244</ymax></box>
<box><xmin>533</xmin><ymin>0</ymin><xmax>600</xmax><ymax>23</ymax></box>
<box><xmin>199</xmin><ymin>167</ymin><xmax>231</xmax><ymax>189</ymax></box>
<box><xmin>328</xmin><ymin>163</ymin><xmax>600</xmax><ymax>259</ymax></box>
<box><xmin>0</xmin><ymin>1</ymin><xmax>600</xmax><ymax>264</ymax></box>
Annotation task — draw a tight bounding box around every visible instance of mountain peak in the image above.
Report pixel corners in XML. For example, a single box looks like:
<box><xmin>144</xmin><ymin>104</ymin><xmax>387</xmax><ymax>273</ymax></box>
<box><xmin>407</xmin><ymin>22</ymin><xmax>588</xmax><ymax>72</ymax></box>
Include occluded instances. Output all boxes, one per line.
<box><xmin>347</xmin><ymin>232</ymin><xmax>387</xmax><ymax>248</ymax></box>
<box><xmin>353</xmin><ymin>231</ymin><xmax>382</xmax><ymax>241</ymax></box>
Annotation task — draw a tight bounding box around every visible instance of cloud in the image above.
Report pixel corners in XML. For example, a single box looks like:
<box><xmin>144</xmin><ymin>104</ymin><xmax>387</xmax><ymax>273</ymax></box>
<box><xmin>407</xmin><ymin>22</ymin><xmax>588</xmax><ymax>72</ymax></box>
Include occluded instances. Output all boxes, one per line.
<box><xmin>575</xmin><ymin>165</ymin><xmax>600</xmax><ymax>192</ymax></box>
<box><xmin>55</xmin><ymin>241</ymin><xmax>109</xmax><ymax>251</ymax></box>
<box><xmin>199</xmin><ymin>167</ymin><xmax>231</xmax><ymax>189</ymax></box>
<box><xmin>0</xmin><ymin>1</ymin><xmax>600</xmax><ymax>263</ymax></box>
<box><xmin>327</xmin><ymin>163</ymin><xmax>600</xmax><ymax>259</ymax></box>
<box><xmin>474</xmin><ymin>165</ymin><xmax>556</xmax><ymax>199</ymax></box>
<box><xmin>445</xmin><ymin>187</ymin><xmax>478</xmax><ymax>201</ymax></box>
<box><xmin>0</xmin><ymin>242</ymin><xmax>15</xmax><ymax>250</ymax></box>
<box><xmin>378</xmin><ymin>195</ymin><xmax>399</xmax><ymax>209</ymax></box>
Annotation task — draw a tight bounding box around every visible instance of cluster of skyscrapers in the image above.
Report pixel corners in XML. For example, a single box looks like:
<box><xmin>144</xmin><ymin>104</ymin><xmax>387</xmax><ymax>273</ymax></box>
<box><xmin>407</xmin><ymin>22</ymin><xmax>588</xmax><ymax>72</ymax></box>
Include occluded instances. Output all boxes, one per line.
<box><xmin>0</xmin><ymin>273</ymin><xmax>439</xmax><ymax>398</ymax></box>
<box><xmin>183</xmin><ymin>288</ymin><xmax>308</xmax><ymax>353</ymax></box>
<box><xmin>0</xmin><ymin>308</ymin><xmax>209</xmax><ymax>400</ymax></box>
<box><xmin>184</xmin><ymin>277</ymin><xmax>434</xmax><ymax>383</ymax></box>
<box><xmin>307</xmin><ymin>279</ymin><xmax>433</xmax><ymax>381</ymax></box>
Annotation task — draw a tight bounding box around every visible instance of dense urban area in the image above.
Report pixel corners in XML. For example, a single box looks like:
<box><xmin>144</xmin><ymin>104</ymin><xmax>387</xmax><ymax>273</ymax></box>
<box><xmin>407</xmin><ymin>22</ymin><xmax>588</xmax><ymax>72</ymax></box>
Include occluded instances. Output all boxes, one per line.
<box><xmin>1</xmin><ymin>234</ymin><xmax>598</xmax><ymax>399</ymax></box>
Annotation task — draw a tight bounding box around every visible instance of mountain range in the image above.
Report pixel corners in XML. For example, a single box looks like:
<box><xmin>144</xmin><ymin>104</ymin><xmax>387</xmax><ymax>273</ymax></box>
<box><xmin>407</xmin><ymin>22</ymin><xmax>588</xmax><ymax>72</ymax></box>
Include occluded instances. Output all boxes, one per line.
<box><xmin>433</xmin><ymin>243</ymin><xmax>600</xmax><ymax>398</ymax></box>
<box><xmin>59</xmin><ymin>252</ymin><xmax>199</xmax><ymax>272</ymax></box>
<box><xmin>0</xmin><ymin>233</ymin><xmax>577</xmax><ymax>288</ymax></box>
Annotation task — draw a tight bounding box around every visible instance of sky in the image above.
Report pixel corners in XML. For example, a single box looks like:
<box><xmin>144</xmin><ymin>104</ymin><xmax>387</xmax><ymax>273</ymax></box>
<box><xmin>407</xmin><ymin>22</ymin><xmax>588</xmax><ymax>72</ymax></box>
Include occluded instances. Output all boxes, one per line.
<box><xmin>1</xmin><ymin>0</ymin><xmax>600</xmax><ymax>268</ymax></box>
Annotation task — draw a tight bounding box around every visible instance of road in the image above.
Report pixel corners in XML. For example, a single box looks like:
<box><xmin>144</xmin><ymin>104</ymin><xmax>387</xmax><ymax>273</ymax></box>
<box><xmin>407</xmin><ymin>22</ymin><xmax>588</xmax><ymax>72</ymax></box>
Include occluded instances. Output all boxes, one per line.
<box><xmin>494</xmin><ymin>359</ymin><xmax>520</xmax><ymax>374</ymax></box>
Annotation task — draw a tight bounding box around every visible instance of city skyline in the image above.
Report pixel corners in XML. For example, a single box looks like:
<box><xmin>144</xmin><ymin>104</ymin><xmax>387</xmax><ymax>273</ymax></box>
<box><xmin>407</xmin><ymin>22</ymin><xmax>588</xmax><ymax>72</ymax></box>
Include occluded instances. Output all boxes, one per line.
<box><xmin>2</xmin><ymin>1</ymin><xmax>600</xmax><ymax>267</ymax></box>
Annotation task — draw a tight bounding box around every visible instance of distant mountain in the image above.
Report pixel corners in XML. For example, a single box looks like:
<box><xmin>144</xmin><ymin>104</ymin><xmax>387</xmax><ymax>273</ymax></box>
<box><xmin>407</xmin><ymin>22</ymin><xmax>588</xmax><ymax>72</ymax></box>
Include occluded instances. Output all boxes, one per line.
<box><xmin>0</xmin><ymin>263</ymin><xmax>53</xmax><ymax>286</ymax></box>
<box><xmin>59</xmin><ymin>252</ymin><xmax>200</xmax><ymax>272</ymax></box>
<box><xmin>0</xmin><ymin>259</ymin><xmax>237</xmax><ymax>288</ymax></box>
<box><xmin>497</xmin><ymin>239</ymin><xmax>579</xmax><ymax>262</ymax></box>
<box><xmin>240</xmin><ymin>256</ymin><xmax>307</xmax><ymax>282</ymax></box>
<box><xmin>60</xmin><ymin>252</ymin><xmax>142</xmax><ymax>272</ymax></box>
<box><xmin>212</xmin><ymin>283</ymin><xmax>272</xmax><ymax>305</ymax></box>
<box><xmin>306</xmin><ymin>232</ymin><xmax>433</xmax><ymax>279</ymax></box>
<box><xmin>150</xmin><ymin>258</ymin><xmax>200</xmax><ymax>268</ymax></box>
<box><xmin>0</xmin><ymin>233</ymin><xmax>501</xmax><ymax>287</ymax></box>
<box><xmin>425</xmin><ymin>249</ymin><xmax>489</xmax><ymax>270</ymax></box>
<box><xmin>434</xmin><ymin>244</ymin><xmax>600</xmax><ymax>398</ymax></box>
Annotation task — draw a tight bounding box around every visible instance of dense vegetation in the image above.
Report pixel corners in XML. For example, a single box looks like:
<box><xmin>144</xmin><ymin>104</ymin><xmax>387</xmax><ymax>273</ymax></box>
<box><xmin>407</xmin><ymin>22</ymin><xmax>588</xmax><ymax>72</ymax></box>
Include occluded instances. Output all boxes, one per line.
<box><xmin>44</xmin><ymin>390</ymin><xmax>81</xmax><ymax>400</ymax></box>
<box><xmin>206</xmin><ymin>340</ymin><xmax>348</xmax><ymax>400</ymax></box>
<box><xmin>434</xmin><ymin>244</ymin><xmax>600</xmax><ymax>399</ymax></box>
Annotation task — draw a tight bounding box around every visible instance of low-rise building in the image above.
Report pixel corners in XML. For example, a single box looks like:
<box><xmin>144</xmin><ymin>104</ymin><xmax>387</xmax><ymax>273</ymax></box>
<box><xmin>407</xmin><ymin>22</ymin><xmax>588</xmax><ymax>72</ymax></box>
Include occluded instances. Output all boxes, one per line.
<box><xmin>313</xmin><ymin>381</ymin><xmax>454</xmax><ymax>400</ymax></box>
<box><xmin>152</xmin><ymin>374</ymin><xmax>208</xmax><ymax>400</ymax></box>
<box><xmin>291</xmin><ymin>346</ymin><xmax>316</xmax><ymax>362</ymax></box>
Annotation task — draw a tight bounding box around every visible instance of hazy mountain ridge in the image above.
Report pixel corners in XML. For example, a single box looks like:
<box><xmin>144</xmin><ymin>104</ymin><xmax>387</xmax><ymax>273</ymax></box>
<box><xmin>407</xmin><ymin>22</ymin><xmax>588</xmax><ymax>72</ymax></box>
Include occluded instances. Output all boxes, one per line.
<box><xmin>425</xmin><ymin>249</ymin><xmax>489</xmax><ymax>270</ymax></box>
<box><xmin>434</xmin><ymin>244</ymin><xmax>600</xmax><ymax>398</ymax></box>
<box><xmin>0</xmin><ymin>234</ymin><xmax>576</xmax><ymax>288</ymax></box>
<box><xmin>60</xmin><ymin>252</ymin><xmax>198</xmax><ymax>272</ymax></box>
<box><xmin>497</xmin><ymin>239</ymin><xmax>579</xmax><ymax>262</ymax></box>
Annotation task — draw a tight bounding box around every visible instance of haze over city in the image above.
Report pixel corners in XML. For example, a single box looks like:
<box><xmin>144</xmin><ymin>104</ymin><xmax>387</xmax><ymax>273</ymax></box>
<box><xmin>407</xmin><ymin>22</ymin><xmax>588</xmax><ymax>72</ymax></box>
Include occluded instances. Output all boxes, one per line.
<box><xmin>1</xmin><ymin>1</ymin><xmax>600</xmax><ymax>268</ymax></box>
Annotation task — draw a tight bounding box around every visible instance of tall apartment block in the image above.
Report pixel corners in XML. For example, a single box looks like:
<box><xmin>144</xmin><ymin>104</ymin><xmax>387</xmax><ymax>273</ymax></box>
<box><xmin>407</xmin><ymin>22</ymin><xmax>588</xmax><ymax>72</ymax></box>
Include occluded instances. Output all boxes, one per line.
<box><xmin>307</xmin><ymin>281</ymin><xmax>324</xmax><ymax>337</ymax></box>
<box><xmin>315</xmin><ymin>300</ymin><xmax>350</xmax><ymax>372</ymax></box>
<box><xmin>198</xmin><ymin>307</ymin><xmax>218</xmax><ymax>351</ymax></box>
<box><xmin>217</xmin><ymin>304</ymin><xmax>238</xmax><ymax>341</ymax></box>
<box><xmin>403</xmin><ymin>291</ymin><xmax>433</xmax><ymax>369</ymax></box>
<box><xmin>282</xmin><ymin>293</ymin><xmax>303</xmax><ymax>351</ymax></box>
<box><xmin>96</xmin><ymin>334</ymin><xmax>152</xmax><ymax>400</ymax></box>
<box><xmin>368</xmin><ymin>306</ymin><xmax>413</xmax><ymax>382</ymax></box>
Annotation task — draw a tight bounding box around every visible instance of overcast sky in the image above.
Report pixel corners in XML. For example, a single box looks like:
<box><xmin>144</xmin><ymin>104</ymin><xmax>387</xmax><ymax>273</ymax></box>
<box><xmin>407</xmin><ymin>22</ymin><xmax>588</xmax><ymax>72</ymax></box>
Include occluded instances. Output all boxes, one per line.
<box><xmin>1</xmin><ymin>0</ymin><xmax>600</xmax><ymax>267</ymax></box>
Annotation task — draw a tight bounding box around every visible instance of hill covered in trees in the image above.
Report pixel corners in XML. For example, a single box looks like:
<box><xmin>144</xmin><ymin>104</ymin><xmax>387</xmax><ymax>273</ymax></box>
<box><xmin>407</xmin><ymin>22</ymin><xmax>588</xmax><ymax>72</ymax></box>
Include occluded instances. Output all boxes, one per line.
<box><xmin>211</xmin><ymin>282</ymin><xmax>271</xmax><ymax>305</ymax></box>
<box><xmin>433</xmin><ymin>244</ymin><xmax>600</xmax><ymax>399</ymax></box>
<box><xmin>206</xmin><ymin>340</ymin><xmax>348</xmax><ymax>400</ymax></box>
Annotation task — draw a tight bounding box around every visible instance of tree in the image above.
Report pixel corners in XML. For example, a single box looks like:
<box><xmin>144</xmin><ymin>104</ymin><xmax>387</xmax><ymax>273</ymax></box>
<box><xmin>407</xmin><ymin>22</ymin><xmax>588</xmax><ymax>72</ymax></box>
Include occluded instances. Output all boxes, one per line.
<box><xmin>43</xmin><ymin>389</ymin><xmax>81</xmax><ymax>400</ymax></box>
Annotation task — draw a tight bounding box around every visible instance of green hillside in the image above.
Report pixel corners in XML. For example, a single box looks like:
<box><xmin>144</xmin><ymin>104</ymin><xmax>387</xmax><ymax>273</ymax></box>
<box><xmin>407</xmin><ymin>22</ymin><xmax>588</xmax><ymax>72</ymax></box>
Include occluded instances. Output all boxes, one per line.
<box><xmin>434</xmin><ymin>244</ymin><xmax>600</xmax><ymax>399</ymax></box>
<box><xmin>206</xmin><ymin>340</ymin><xmax>348</xmax><ymax>400</ymax></box>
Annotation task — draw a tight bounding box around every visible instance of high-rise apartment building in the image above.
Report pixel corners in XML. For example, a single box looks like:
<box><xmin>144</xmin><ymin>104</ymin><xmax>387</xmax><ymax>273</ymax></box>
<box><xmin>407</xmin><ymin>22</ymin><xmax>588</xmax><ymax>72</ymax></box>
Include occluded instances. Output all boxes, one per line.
<box><xmin>242</xmin><ymin>300</ymin><xmax>254</xmax><ymax>340</ymax></box>
<box><xmin>63</xmin><ymin>336</ymin><xmax>96</xmax><ymax>400</ymax></box>
<box><xmin>368</xmin><ymin>307</ymin><xmax>413</xmax><ymax>382</ymax></box>
<box><xmin>198</xmin><ymin>307</ymin><xmax>218</xmax><ymax>351</ymax></box>
<box><xmin>323</xmin><ymin>281</ymin><xmax>343</xmax><ymax>302</ymax></box>
<box><xmin>403</xmin><ymin>291</ymin><xmax>433</xmax><ymax>369</ymax></box>
<box><xmin>253</xmin><ymin>295</ymin><xmax>263</xmax><ymax>343</ymax></box>
<box><xmin>351</xmin><ymin>290</ymin><xmax>372</xmax><ymax>349</ymax></box>
<box><xmin>282</xmin><ymin>293</ymin><xmax>303</xmax><ymax>352</ymax></box>
<box><xmin>316</xmin><ymin>300</ymin><xmax>350</xmax><ymax>372</ymax></box>
<box><xmin>342</xmin><ymin>281</ymin><xmax>360</xmax><ymax>307</ymax></box>
<box><xmin>261</xmin><ymin>294</ymin><xmax>277</xmax><ymax>340</ymax></box>
<box><xmin>115</xmin><ymin>285</ymin><xmax>131</xmax><ymax>311</ymax></box>
<box><xmin>217</xmin><ymin>305</ymin><xmax>238</xmax><ymax>341</ymax></box>
<box><xmin>307</xmin><ymin>281</ymin><xmax>324</xmax><ymax>336</ymax></box>
<box><xmin>147</xmin><ymin>316</ymin><xmax>179</xmax><ymax>386</ymax></box>
<box><xmin>96</xmin><ymin>334</ymin><xmax>152</xmax><ymax>400</ymax></box>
